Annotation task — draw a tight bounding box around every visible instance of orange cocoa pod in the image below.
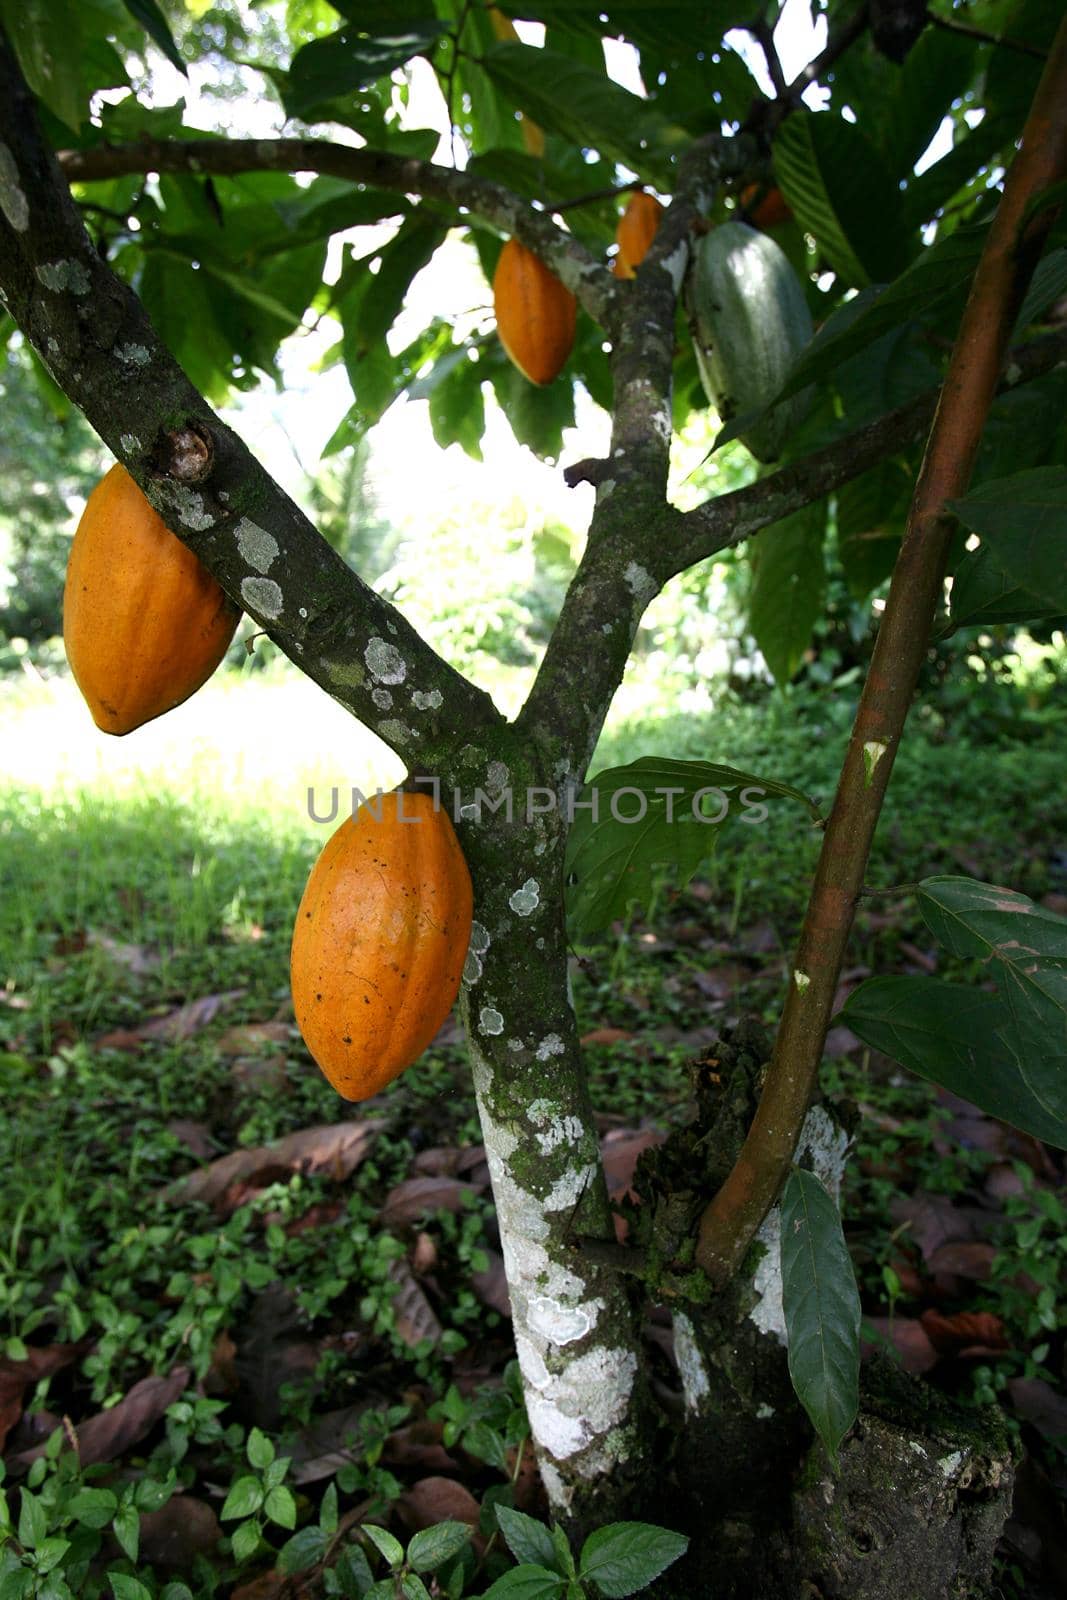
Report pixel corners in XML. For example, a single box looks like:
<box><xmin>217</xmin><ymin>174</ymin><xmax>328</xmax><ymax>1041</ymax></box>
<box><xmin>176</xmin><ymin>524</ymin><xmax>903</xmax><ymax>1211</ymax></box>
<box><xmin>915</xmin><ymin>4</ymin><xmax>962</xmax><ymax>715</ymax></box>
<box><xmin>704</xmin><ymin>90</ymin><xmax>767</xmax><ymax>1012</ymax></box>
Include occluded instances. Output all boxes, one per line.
<box><xmin>493</xmin><ymin>238</ymin><xmax>576</xmax><ymax>385</ymax></box>
<box><xmin>63</xmin><ymin>463</ymin><xmax>239</xmax><ymax>735</ymax></box>
<box><xmin>291</xmin><ymin>790</ymin><xmax>474</xmax><ymax>1102</ymax></box>
<box><xmin>613</xmin><ymin>191</ymin><xmax>664</xmax><ymax>278</ymax></box>
<box><xmin>741</xmin><ymin>184</ymin><xmax>793</xmax><ymax>230</ymax></box>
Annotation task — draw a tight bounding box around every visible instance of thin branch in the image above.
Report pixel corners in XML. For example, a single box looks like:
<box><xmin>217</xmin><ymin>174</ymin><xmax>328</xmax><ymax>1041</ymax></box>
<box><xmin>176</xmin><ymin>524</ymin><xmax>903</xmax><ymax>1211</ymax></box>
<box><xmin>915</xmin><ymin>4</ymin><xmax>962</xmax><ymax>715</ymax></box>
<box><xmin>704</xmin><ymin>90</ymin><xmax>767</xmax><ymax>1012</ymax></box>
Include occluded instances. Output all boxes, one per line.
<box><xmin>749</xmin><ymin>16</ymin><xmax>788</xmax><ymax>97</ymax></box>
<box><xmin>743</xmin><ymin>2</ymin><xmax>870</xmax><ymax>135</ymax></box>
<box><xmin>928</xmin><ymin>9</ymin><xmax>1049</xmax><ymax>61</ymax></box>
<box><xmin>666</xmin><ymin>324</ymin><xmax>1067</xmax><ymax>577</ymax></box>
<box><xmin>57</xmin><ymin>136</ymin><xmax>619</xmax><ymax>330</ymax></box>
<box><xmin>0</xmin><ymin>33</ymin><xmax>501</xmax><ymax>771</ymax></box>
<box><xmin>695</xmin><ymin>11</ymin><xmax>1067</xmax><ymax>1288</ymax></box>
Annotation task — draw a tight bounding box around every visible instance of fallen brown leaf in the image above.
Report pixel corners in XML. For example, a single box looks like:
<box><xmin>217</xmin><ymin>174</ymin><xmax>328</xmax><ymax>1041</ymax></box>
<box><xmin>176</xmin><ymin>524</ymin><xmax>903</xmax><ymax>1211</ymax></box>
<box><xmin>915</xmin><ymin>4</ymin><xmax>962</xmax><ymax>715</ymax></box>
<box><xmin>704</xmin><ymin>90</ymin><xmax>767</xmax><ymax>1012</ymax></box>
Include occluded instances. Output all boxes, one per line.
<box><xmin>471</xmin><ymin>1250</ymin><xmax>511</xmax><ymax>1318</ymax></box>
<box><xmin>383</xmin><ymin>1419</ymin><xmax>459</xmax><ymax>1475</ymax></box>
<box><xmin>165</xmin><ymin>1119</ymin><xmax>215</xmax><ymax>1159</ymax></box>
<box><xmin>600</xmin><ymin>1128</ymin><xmax>666</xmax><ymax>1202</ymax></box>
<box><xmin>926</xmin><ymin>1241</ymin><xmax>998</xmax><ymax>1282</ymax></box>
<box><xmin>163</xmin><ymin>1119</ymin><xmax>383</xmax><ymax>1209</ymax></box>
<box><xmin>10</xmin><ymin>1367</ymin><xmax>189</xmax><ymax>1470</ymax></box>
<box><xmin>380</xmin><ymin>1175</ymin><xmax>482</xmax><ymax>1229</ymax></box>
<box><xmin>861</xmin><ymin>1318</ymin><xmax>939</xmax><ymax>1374</ymax></box>
<box><xmin>388</xmin><ymin>1259</ymin><xmax>442</xmax><ymax>1349</ymax></box>
<box><xmin>580</xmin><ymin>1027</ymin><xmax>634</xmax><ymax>1047</ymax></box>
<box><xmin>0</xmin><ymin>1342</ymin><xmax>88</xmax><ymax>1452</ymax></box>
<box><xmin>98</xmin><ymin>990</ymin><xmax>245</xmax><ymax>1050</ymax></box>
<box><xmin>140</xmin><ymin>1495</ymin><xmax>221</xmax><ymax>1568</ymax></box>
<box><xmin>921</xmin><ymin>1309</ymin><xmax>1008</xmax><ymax>1352</ymax></box>
<box><xmin>395</xmin><ymin>1475</ymin><xmax>480</xmax><ymax>1534</ymax></box>
<box><xmin>217</xmin><ymin>1021</ymin><xmax>292</xmax><ymax>1056</ymax></box>
<box><xmin>286</xmin><ymin>1403</ymin><xmax>374</xmax><ymax>1484</ymax></box>
<box><xmin>1007</xmin><ymin>1377</ymin><xmax>1067</xmax><ymax>1445</ymax></box>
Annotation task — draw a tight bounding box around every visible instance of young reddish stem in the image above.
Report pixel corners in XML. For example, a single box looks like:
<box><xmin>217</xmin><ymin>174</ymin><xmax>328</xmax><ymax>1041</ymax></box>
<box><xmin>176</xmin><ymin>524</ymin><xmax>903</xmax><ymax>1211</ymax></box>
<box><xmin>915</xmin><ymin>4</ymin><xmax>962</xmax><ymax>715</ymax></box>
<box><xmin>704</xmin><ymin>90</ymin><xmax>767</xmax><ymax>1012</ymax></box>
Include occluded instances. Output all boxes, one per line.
<box><xmin>696</xmin><ymin>13</ymin><xmax>1067</xmax><ymax>1286</ymax></box>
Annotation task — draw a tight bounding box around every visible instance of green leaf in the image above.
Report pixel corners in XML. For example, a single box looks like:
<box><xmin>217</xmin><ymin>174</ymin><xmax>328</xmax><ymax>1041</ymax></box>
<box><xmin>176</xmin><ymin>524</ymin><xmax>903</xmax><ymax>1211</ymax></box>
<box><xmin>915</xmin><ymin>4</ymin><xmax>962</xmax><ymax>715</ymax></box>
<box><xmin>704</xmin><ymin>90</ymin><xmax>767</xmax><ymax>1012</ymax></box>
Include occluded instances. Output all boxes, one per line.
<box><xmin>121</xmin><ymin>0</ymin><xmax>187</xmax><ymax>74</ymax></box>
<box><xmin>748</xmin><ymin>501</ymin><xmax>827</xmax><ymax>684</ymax></box>
<box><xmin>264</xmin><ymin>1485</ymin><xmax>298</xmax><ymax>1530</ymax></box>
<box><xmin>336</xmin><ymin>1543</ymin><xmax>376</xmax><ymax>1596</ymax></box>
<box><xmin>495</xmin><ymin>1507</ymin><xmax>559</xmax><ymax>1572</ymax></box>
<box><xmin>578</xmin><ymin>1522</ymin><xmax>689</xmax><ymax>1598</ymax></box>
<box><xmin>948</xmin><ymin>544</ymin><xmax>1058</xmax><ymax>629</ymax></box>
<box><xmin>948</xmin><ymin>465</ymin><xmax>1067</xmax><ymax>611</ymax></box>
<box><xmin>67</xmin><ymin>1488</ymin><xmax>119</xmax><ymax>1530</ymax></box>
<box><xmin>17</xmin><ymin>1489</ymin><xmax>46</xmax><ymax>1551</ymax></box>
<box><xmin>773</xmin><ymin>111</ymin><xmax>910</xmax><ymax>289</ymax></box>
<box><xmin>107</xmin><ymin>1577</ymin><xmax>153</xmax><ymax>1600</ymax></box>
<box><xmin>401</xmin><ymin>1576</ymin><xmax>433</xmax><ymax>1600</ymax></box>
<box><xmin>479</xmin><ymin>1566</ymin><xmax>567</xmax><ymax>1600</ymax></box>
<box><xmin>231</xmin><ymin>1519</ymin><xmax>262</xmax><ymax>1564</ymax></box>
<box><xmin>0</xmin><ymin>1571</ymin><xmax>34</xmax><ymax>1600</ymax></box>
<box><xmin>841</xmin><ymin>977</ymin><xmax>1067</xmax><ymax>1149</ymax></box>
<box><xmin>462</xmin><ymin>1420</ymin><xmax>509</xmax><ymax>1471</ymax></box>
<box><xmin>160</xmin><ymin>1586</ymin><xmax>196</xmax><ymax>1600</ymax></box>
<box><xmin>319</xmin><ymin>1481</ymin><xmax>339</xmax><ymax>1538</ymax></box>
<box><xmin>482</xmin><ymin>42</ymin><xmax>679</xmax><ymax>184</ymax></box>
<box><xmin>0</xmin><ymin>0</ymin><xmax>85</xmax><ymax>130</ymax></box>
<box><xmin>278</xmin><ymin>1525</ymin><xmax>328</xmax><ymax>1574</ymax></box>
<box><xmin>220</xmin><ymin>1476</ymin><xmax>264</xmax><ymax>1521</ymax></box>
<box><xmin>1014</xmin><ymin>248</ymin><xmax>1067</xmax><ymax>333</ymax></box>
<box><xmin>780</xmin><ymin>1169</ymin><xmax>861</xmax><ymax>1463</ymax></box>
<box><xmin>428</xmin><ymin>350</ymin><xmax>486</xmax><ymax>460</ymax></box>
<box><xmin>836</xmin><ymin>463</ymin><xmax>908</xmax><ymax>599</ymax></box>
<box><xmin>285</xmin><ymin>25</ymin><xmax>444</xmax><ymax>119</ymax></box>
<box><xmin>32</xmin><ymin>1540</ymin><xmax>70</xmax><ymax>1577</ymax></box>
<box><xmin>112</xmin><ymin>1503</ymin><xmax>140</xmax><ymax>1564</ymax></box>
<box><xmin>565</xmin><ymin>755</ymin><xmax>818</xmax><ymax>941</ymax></box>
<box><xmin>246</xmin><ymin>1427</ymin><xmax>275</xmax><ymax>1470</ymax></box>
<box><xmin>362</xmin><ymin>1524</ymin><xmax>405</xmax><ymax>1569</ymax></box>
<box><xmin>406</xmin><ymin>1521</ymin><xmax>472</xmax><ymax>1574</ymax></box>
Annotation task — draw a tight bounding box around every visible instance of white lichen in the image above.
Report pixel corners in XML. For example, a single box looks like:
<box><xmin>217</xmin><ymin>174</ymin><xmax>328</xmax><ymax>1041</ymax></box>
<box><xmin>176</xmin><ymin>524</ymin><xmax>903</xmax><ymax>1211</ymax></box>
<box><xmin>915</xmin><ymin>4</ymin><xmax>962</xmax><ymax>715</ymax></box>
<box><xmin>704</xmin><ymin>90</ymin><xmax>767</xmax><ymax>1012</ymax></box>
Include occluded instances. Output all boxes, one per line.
<box><xmin>411</xmin><ymin>688</ymin><xmax>443</xmax><ymax>711</ymax></box>
<box><xmin>673</xmin><ymin>1312</ymin><xmax>710</xmax><ymax>1410</ymax></box>
<box><xmin>470</xmin><ymin>922</ymin><xmax>490</xmax><ymax>955</ymax></box>
<box><xmin>115</xmin><ymin>343</ymin><xmax>151</xmax><ymax>367</ymax></box>
<box><xmin>235</xmin><ymin>519</ymin><xmax>279</xmax><ymax>574</ymax></box>
<box><xmin>535</xmin><ymin>1034</ymin><xmax>565</xmax><ymax>1063</ymax></box>
<box><xmin>378</xmin><ymin>719</ymin><xmax>415</xmax><ymax>746</ymax></box>
<box><xmin>462</xmin><ymin>949</ymin><xmax>482</xmax><ymax>985</ymax></box>
<box><xmin>36</xmin><ymin>259</ymin><xmax>91</xmax><ymax>296</ymax></box>
<box><xmin>0</xmin><ymin>144</ymin><xmax>29</xmax><ymax>232</ymax></box>
<box><xmin>371</xmin><ymin>688</ymin><xmax>393</xmax><ymax>710</ymax></box>
<box><xmin>509</xmin><ymin>879</ymin><xmax>540</xmax><ymax>917</ymax></box>
<box><xmin>794</xmin><ymin>970</ymin><xmax>811</xmax><ymax>993</ymax></box>
<box><xmin>479</xmin><ymin>1007</ymin><xmax>504</xmax><ymax>1036</ymax></box>
<box><xmin>365</xmin><ymin>637</ymin><xmax>407</xmax><ymax>684</ymax></box>
<box><xmin>623</xmin><ymin>561</ymin><xmax>656</xmax><ymax>603</ymax></box>
<box><xmin>119</xmin><ymin>434</ymin><xmax>141</xmax><ymax>457</ymax></box>
<box><xmin>661</xmin><ymin>240</ymin><xmax>688</xmax><ymax>294</ymax></box>
<box><xmin>240</xmin><ymin>576</ymin><xmax>283</xmax><ymax>618</ymax></box>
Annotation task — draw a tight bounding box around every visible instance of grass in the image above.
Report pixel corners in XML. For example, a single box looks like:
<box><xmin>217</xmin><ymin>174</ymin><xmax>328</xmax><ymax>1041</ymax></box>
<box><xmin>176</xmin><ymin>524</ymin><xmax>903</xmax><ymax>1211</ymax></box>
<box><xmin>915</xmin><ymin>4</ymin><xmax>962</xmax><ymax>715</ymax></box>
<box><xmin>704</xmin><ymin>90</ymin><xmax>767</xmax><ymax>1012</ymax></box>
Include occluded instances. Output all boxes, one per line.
<box><xmin>1</xmin><ymin>661</ymin><xmax>1065</xmax><ymax>1596</ymax></box>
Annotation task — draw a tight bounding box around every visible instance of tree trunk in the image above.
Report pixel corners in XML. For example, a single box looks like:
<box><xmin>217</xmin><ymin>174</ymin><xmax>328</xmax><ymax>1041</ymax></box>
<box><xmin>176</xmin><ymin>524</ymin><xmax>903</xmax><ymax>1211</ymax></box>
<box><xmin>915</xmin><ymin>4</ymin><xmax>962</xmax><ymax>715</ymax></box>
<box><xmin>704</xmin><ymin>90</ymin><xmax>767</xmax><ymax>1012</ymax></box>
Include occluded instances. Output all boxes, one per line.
<box><xmin>454</xmin><ymin>751</ymin><xmax>650</xmax><ymax>1524</ymax></box>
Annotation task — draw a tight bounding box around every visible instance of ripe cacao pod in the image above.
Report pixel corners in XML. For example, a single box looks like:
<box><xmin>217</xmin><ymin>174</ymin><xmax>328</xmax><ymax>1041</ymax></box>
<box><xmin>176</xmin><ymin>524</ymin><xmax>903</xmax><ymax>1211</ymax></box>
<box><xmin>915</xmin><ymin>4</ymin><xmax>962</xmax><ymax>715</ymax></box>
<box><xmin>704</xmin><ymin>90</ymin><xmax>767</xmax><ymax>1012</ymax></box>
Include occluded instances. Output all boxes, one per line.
<box><xmin>63</xmin><ymin>463</ymin><xmax>239</xmax><ymax>735</ymax></box>
<box><xmin>613</xmin><ymin>191</ymin><xmax>664</xmax><ymax>279</ymax></box>
<box><xmin>487</xmin><ymin>7</ymin><xmax>545</xmax><ymax>157</ymax></box>
<box><xmin>687</xmin><ymin>222</ymin><xmax>814</xmax><ymax>463</ymax></box>
<box><xmin>291</xmin><ymin>789</ymin><xmax>474</xmax><ymax>1102</ymax></box>
<box><xmin>493</xmin><ymin>238</ymin><xmax>576</xmax><ymax>385</ymax></box>
<box><xmin>740</xmin><ymin>184</ymin><xmax>792</xmax><ymax>230</ymax></box>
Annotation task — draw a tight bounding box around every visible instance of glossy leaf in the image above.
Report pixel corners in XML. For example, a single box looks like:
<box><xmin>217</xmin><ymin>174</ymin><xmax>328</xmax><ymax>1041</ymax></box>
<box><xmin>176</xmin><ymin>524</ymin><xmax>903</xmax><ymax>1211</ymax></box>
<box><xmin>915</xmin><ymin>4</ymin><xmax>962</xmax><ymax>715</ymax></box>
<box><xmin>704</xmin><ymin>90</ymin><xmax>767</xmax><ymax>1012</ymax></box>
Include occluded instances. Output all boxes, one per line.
<box><xmin>121</xmin><ymin>0</ymin><xmax>187</xmax><ymax>75</ymax></box>
<box><xmin>285</xmin><ymin>26</ymin><xmax>445</xmax><ymax>120</ymax></box>
<box><xmin>841</xmin><ymin>976</ymin><xmax>1067</xmax><ymax>1149</ymax></box>
<box><xmin>0</xmin><ymin>0</ymin><xmax>85</xmax><ymax>130</ymax></box>
<box><xmin>407</xmin><ymin>1521</ymin><xmax>473</xmax><ymax>1573</ymax></box>
<box><xmin>565</xmin><ymin>756</ymin><xmax>818</xmax><ymax>940</ymax></box>
<box><xmin>780</xmin><ymin>1169</ymin><xmax>861</xmax><ymax>1463</ymax></box>
<box><xmin>479</xmin><ymin>1565</ymin><xmax>566</xmax><ymax>1600</ymax></box>
<box><xmin>578</xmin><ymin>1522</ymin><xmax>689</xmax><ymax>1598</ymax></box>
<box><xmin>495</xmin><ymin>1506</ymin><xmax>559</xmax><ymax>1572</ymax></box>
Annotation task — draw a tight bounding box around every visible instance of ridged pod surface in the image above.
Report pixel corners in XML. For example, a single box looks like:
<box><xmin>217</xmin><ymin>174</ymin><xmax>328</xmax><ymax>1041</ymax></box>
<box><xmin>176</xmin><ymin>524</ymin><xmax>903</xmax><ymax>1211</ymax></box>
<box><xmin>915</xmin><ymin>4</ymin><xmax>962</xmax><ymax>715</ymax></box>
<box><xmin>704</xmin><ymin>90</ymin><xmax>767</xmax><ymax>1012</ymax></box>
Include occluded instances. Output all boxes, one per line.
<box><xmin>687</xmin><ymin>221</ymin><xmax>814</xmax><ymax>463</ymax></box>
<box><xmin>63</xmin><ymin>463</ymin><xmax>240</xmax><ymax>735</ymax></box>
<box><xmin>613</xmin><ymin>191</ymin><xmax>664</xmax><ymax>278</ymax></box>
<box><xmin>493</xmin><ymin>238</ymin><xmax>577</xmax><ymax>385</ymax></box>
<box><xmin>291</xmin><ymin>790</ymin><xmax>474</xmax><ymax>1102</ymax></box>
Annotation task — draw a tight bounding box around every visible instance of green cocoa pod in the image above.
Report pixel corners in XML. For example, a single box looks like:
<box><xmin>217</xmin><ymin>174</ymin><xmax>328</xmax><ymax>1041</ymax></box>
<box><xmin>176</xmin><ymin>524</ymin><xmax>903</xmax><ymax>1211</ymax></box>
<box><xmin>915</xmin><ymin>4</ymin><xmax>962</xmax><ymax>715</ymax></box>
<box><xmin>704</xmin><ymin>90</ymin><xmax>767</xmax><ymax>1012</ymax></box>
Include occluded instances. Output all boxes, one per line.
<box><xmin>687</xmin><ymin>221</ymin><xmax>814</xmax><ymax>463</ymax></box>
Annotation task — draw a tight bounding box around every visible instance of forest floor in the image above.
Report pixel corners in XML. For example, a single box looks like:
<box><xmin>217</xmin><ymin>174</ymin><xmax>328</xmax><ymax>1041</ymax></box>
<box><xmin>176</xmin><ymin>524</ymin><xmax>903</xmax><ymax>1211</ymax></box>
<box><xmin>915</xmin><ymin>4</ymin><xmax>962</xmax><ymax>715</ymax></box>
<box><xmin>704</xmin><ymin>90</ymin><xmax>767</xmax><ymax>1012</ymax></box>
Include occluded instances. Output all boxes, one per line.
<box><xmin>1</xmin><ymin>668</ymin><xmax>1065</xmax><ymax>1598</ymax></box>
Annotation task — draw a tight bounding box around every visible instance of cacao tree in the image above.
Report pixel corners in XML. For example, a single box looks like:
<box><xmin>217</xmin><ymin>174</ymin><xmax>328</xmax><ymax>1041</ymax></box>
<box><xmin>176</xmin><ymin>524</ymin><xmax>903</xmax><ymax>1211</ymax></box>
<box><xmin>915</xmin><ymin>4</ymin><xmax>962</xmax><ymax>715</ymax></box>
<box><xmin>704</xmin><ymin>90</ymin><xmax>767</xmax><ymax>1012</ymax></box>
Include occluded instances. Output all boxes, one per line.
<box><xmin>2</xmin><ymin>1</ymin><xmax>1067</xmax><ymax>1594</ymax></box>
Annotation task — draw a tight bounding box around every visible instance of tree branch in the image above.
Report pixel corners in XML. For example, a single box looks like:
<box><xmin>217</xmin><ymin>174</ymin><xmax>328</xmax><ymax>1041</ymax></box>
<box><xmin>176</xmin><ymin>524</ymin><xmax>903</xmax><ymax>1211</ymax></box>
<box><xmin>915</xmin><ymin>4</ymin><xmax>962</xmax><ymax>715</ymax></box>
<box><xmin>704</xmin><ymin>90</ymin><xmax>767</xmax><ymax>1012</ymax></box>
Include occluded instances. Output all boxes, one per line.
<box><xmin>57</xmin><ymin>137</ymin><xmax>619</xmax><ymax>330</ymax></box>
<box><xmin>695</xmin><ymin>11</ymin><xmax>1067</xmax><ymax>1288</ymax></box>
<box><xmin>928</xmin><ymin>8</ymin><xmax>1049</xmax><ymax>61</ymax></box>
<box><xmin>667</xmin><ymin>324</ymin><xmax>1067</xmax><ymax>578</ymax></box>
<box><xmin>516</xmin><ymin>133</ymin><xmax>753</xmax><ymax>775</ymax></box>
<box><xmin>0</xmin><ymin>33</ymin><xmax>501</xmax><ymax>768</ymax></box>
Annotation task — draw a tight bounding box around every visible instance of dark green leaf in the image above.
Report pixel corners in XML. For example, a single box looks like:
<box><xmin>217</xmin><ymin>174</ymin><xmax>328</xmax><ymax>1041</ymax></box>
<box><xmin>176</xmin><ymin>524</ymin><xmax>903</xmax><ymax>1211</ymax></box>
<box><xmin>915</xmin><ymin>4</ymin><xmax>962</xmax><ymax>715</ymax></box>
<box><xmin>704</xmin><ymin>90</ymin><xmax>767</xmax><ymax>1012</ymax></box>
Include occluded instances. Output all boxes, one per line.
<box><xmin>278</xmin><ymin>1525</ymin><xmax>329</xmax><ymax>1575</ymax></box>
<box><xmin>362</xmin><ymin>1524</ymin><xmax>405</xmax><ymax>1569</ymax></box>
<box><xmin>17</xmin><ymin>1489</ymin><xmax>46</xmax><ymax>1551</ymax></box>
<box><xmin>407</xmin><ymin>1522</ymin><xmax>472</xmax><ymax>1574</ymax></box>
<box><xmin>836</xmin><ymin>463</ymin><xmax>908</xmax><ymax>598</ymax></box>
<box><xmin>748</xmin><ymin>501</ymin><xmax>827</xmax><ymax>684</ymax></box>
<box><xmin>948</xmin><ymin>466</ymin><xmax>1067</xmax><ymax>610</ymax></box>
<box><xmin>841</xmin><ymin>976</ymin><xmax>1067</xmax><ymax>1149</ymax></box>
<box><xmin>565</xmin><ymin>756</ymin><xmax>817</xmax><ymax>940</ymax></box>
<box><xmin>1014</xmin><ymin>248</ymin><xmax>1067</xmax><ymax>333</ymax></box>
<box><xmin>0</xmin><ymin>0</ymin><xmax>84</xmax><ymax>130</ymax></box>
<box><xmin>231</xmin><ymin>1519</ymin><xmax>262</xmax><ymax>1564</ymax></box>
<box><xmin>479</xmin><ymin>1566</ymin><xmax>566</xmax><ymax>1600</ymax></box>
<box><xmin>773</xmin><ymin>111</ymin><xmax>910</xmax><ymax>289</ymax></box>
<box><xmin>67</xmin><ymin>1488</ymin><xmax>119</xmax><ymax>1530</ymax></box>
<box><xmin>495</xmin><ymin>1506</ymin><xmax>559</xmax><ymax>1572</ymax></box>
<box><xmin>285</xmin><ymin>26</ymin><xmax>445</xmax><ymax>120</ymax></box>
<box><xmin>578</xmin><ymin>1522</ymin><xmax>689</xmax><ymax>1598</ymax></box>
<box><xmin>948</xmin><ymin>544</ymin><xmax>1057</xmax><ymax>630</ymax></box>
<box><xmin>107</xmin><ymin>1577</ymin><xmax>153</xmax><ymax>1600</ymax></box>
<box><xmin>112</xmin><ymin>1503</ymin><xmax>139</xmax><ymax>1564</ymax></box>
<box><xmin>121</xmin><ymin>0</ymin><xmax>187</xmax><ymax>74</ymax></box>
<box><xmin>780</xmin><ymin>1169</ymin><xmax>861</xmax><ymax>1463</ymax></box>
